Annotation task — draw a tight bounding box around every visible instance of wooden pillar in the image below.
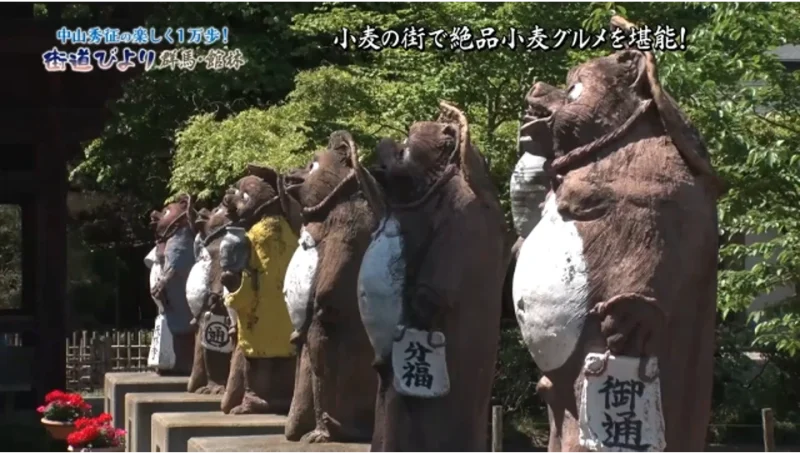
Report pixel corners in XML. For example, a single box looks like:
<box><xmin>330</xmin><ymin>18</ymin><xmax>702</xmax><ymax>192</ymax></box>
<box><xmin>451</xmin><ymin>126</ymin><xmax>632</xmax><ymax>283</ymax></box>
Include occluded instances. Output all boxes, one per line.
<box><xmin>32</xmin><ymin>143</ymin><xmax>68</xmax><ymax>398</ymax></box>
<box><xmin>31</xmin><ymin>73</ymin><xmax>68</xmax><ymax>399</ymax></box>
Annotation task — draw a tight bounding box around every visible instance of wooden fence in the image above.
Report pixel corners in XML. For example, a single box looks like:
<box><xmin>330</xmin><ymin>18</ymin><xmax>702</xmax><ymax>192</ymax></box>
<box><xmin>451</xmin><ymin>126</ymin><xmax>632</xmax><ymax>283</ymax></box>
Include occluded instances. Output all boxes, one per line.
<box><xmin>65</xmin><ymin>329</ymin><xmax>153</xmax><ymax>392</ymax></box>
<box><xmin>2</xmin><ymin>329</ymin><xmax>154</xmax><ymax>393</ymax></box>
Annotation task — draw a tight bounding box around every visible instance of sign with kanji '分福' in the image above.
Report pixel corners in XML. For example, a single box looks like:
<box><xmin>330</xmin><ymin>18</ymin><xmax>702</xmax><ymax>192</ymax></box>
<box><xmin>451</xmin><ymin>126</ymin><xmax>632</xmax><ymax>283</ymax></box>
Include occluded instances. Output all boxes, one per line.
<box><xmin>579</xmin><ymin>353</ymin><xmax>666</xmax><ymax>452</ymax></box>
<box><xmin>392</xmin><ymin>326</ymin><xmax>450</xmax><ymax>398</ymax></box>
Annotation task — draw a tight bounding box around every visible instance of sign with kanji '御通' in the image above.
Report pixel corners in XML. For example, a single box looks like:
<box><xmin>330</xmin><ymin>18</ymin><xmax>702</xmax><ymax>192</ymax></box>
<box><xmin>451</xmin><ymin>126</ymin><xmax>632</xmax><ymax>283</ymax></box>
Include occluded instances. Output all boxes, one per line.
<box><xmin>392</xmin><ymin>326</ymin><xmax>450</xmax><ymax>398</ymax></box>
<box><xmin>579</xmin><ymin>353</ymin><xmax>666</xmax><ymax>452</ymax></box>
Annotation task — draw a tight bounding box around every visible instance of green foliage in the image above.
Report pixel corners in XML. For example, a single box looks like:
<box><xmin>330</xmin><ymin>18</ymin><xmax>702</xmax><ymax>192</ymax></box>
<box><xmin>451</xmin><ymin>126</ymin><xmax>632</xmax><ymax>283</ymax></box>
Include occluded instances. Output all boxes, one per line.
<box><xmin>493</xmin><ymin>325</ymin><xmax>548</xmax><ymax>443</ymax></box>
<box><xmin>69</xmin><ymin>3</ymin><xmax>328</xmax><ymax>210</ymax></box>
<box><xmin>712</xmin><ymin>317</ymin><xmax>800</xmax><ymax>443</ymax></box>
<box><xmin>170</xmin><ymin>106</ymin><xmax>314</xmax><ymax>201</ymax></box>
<box><xmin>0</xmin><ymin>205</ymin><xmax>22</xmax><ymax>310</ymax></box>
<box><xmin>47</xmin><ymin>1</ymin><xmax>800</xmax><ymax>440</ymax></box>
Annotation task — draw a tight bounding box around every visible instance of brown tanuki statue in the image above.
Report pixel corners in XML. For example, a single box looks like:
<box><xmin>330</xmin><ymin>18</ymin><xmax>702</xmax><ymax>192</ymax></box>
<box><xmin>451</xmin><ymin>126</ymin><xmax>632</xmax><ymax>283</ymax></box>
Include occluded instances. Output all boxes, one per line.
<box><xmin>512</xmin><ymin>16</ymin><xmax>723</xmax><ymax>452</ymax></box>
<box><xmin>353</xmin><ymin>103</ymin><xmax>510</xmax><ymax>451</ymax></box>
<box><xmin>281</xmin><ymin>132</ymin><xmax>378</xmax><ymax>443</ymax></box>
<box><xmin>185</xmin><ymin>203</ymin><xmax>235</xmax><ymax>394</ymax></box>
<box><xmin>144</xmin><ymin>194</ymin><xmax>197</xmax><ymax>376</ymax></box>
<box><xmin>218</xmin><ymin>165</ymin><xmax>302</xmax><ymax>415</ymax></box>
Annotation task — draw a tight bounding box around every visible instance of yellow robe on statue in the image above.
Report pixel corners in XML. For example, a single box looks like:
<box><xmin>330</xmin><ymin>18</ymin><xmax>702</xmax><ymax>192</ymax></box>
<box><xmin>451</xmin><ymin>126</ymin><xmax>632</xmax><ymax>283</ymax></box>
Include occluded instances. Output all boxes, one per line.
<box><xmin>225</xmin><ymin>216</ymin><xmax>297</xmax><ymax>358</ymax></box>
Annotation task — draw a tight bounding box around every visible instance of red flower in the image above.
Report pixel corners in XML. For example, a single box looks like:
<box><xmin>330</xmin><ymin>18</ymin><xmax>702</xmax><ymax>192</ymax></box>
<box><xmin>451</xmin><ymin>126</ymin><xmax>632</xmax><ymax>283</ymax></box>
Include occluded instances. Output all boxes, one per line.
<box><xmin>45</xmin><ymin>390</ymin><xmax>66</xmax><ymax>403</ymax></box>
<box><xmin>67</xmin><ymin>414</ymin><xmax>124</xmax><ymax>449</ymax></box>
<box><xmin>67</xmin><ymin>425</ymin><xmax>100</xmax><ymax>447</ymax></box>
<box><xmin>74</xmin><ymin>417</ymin><xmax>93</xmax><ymax>429</ymax></box>
<box><xmin>65</xmin><ymin>393</ymin><xmax>85</xmax><ymax>407</ymax></box>
<box><xmin>36</xmin><ymin>405</ymin><xmax>46</xmax><ymax>414</ymax></box>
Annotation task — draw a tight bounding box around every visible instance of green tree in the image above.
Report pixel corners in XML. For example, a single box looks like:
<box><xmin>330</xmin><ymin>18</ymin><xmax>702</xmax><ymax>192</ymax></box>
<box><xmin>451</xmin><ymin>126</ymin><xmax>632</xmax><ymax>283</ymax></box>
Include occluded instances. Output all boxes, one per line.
<box><xmin>69</xmin><ymin>3</ymin><xmax>335</xmax><ymax>218</ymax></box>
<box><xmin>167</xmin><ymin>4</ymin><xmax>800</xmax><ymax>442</ymax></box>
<box><xmin>0</xmin><ymin>205</ymin><xmax>22</xmax><ymax>311</ymax></box>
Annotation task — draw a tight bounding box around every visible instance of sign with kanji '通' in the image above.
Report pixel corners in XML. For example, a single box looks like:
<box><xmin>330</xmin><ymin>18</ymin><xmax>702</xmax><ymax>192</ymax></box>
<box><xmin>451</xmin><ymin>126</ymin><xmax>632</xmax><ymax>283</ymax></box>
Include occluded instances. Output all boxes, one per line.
<box><xmin>392</xmin><ymin>326</ymin><xmax>449</xmax><ymax>398</ymax></box>
<box><xmin>579</xmin><ymin>353</ymin><xmax>666</xmax><ymax>452</ymax></box>
<box><xmin>200</xmin><ymin>312</ymin><xmax>234</xmax><ymax>353</ymax></box>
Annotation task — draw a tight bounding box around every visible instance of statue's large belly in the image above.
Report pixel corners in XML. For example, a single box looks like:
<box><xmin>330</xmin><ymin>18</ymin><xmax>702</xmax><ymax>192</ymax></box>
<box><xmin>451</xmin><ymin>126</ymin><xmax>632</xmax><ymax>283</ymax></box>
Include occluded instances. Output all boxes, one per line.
<box><xmin>357</xmin><ymin>215</ymin><xmax>405</xmax><ymax>360</ymax></box>
<box><xmin>186</xmin><ymin>243</ymin><xmax>212</xmax><ymax>319</ymax></box>
<box><xmin>283</xmin><ymin>228</ymin><xmax>319</xmax><ymax>333</ymax></box>
<box><xmin>145</xmin><ymin>246</ymin><xmax>165</xmax><ymax>312</ymax></box>
<box><xmin>513</xmin><ymin>192</ymin><xmax>590</xmax><ymax>372</ymax></box>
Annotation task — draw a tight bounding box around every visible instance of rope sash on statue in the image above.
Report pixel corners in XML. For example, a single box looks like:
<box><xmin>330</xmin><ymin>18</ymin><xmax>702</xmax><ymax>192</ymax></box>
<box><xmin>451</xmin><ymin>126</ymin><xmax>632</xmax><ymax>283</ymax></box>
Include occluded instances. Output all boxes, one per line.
<box><xmin>300</xmin><ymin>170</ymin><xmax>360</xmax><ymax>219</ymax></box>
<box><xmin>545</xmin><ymin>99</ymin><xmax>654</xmax><ymax>191</ymax></box>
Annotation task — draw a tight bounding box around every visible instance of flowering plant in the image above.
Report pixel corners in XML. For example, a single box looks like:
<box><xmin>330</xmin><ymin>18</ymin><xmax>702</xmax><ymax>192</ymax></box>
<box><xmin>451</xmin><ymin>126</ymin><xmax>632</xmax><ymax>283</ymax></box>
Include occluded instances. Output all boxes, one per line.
<box><xmin>37</xmin><ymin>390</ymin><xmax>91</xmax><ymax>423</ymax></box>
<box><xmin>67</xmin><ymin>413</ymin><xmax>125</xmax><ymax>450</ymax></box>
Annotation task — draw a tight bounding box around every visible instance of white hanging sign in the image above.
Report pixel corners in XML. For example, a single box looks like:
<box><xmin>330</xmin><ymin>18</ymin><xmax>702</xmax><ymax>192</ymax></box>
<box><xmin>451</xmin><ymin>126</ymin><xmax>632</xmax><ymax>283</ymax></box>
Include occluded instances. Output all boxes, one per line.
<box><xmin>199</xmin><ymin>312</ymin><xmax>234</xmax><ymax>353</ymax></box>
<box><xmin>147</xmin><ymin>314</ymin><xmax>176</xmax><ymax>370</ymax></box>
<box><xmin>392</xmin><ymin>326</ymin><xmax>450</xmax><ymax>398</ymax></box>
<box><xmin>579</xmin><ymin>353</ymin><xmax>666</xmax><ymax>452</ymax></box>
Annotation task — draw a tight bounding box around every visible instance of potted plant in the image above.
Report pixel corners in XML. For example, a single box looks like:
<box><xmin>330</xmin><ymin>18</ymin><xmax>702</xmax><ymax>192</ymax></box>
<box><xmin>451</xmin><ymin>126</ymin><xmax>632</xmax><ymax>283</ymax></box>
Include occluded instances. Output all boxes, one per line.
<box><xmin>66</xmin><ymin>413</ymin><xmax>126</xmax><ymax>452</ymax></box>
<box><xmin>38</xmin><ymin>390</ymin><xmax>92</xmax><ymax>440</ymax></box>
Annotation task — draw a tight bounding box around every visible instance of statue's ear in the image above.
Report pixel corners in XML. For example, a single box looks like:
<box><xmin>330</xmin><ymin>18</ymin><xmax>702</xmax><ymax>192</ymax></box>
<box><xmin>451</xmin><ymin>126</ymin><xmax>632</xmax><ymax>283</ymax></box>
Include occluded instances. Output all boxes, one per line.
<box><xmin>193</xmin><ymin>208</ymin><xmax>211</xmax><ymax>232</ymax></box>
<box><xmin>246</xmin><ymin>164</ymin><xmax>279</xmax><ymax>189</ymax></box>
<box><xmin>438</xmin><ymin>101</ymin><xmax>496</xmax><ymax>200</ymax></box>
<box><xmin>149</xmin><ymin>210</ymin><xmax>162</xmax><ymax>227</ymax></box>
<box><xmin>175</xmin><ymin>193</ymin><xmax>191</xmax><ymax>210</ymax></box>
<box><xmin>277</xmin><ymin>176</ymin><xmax>303</xmax><ymax>235</ymax></box>
<box><xmin>328</xmin><ymin>130</ymin><xmax>356</xmax><ymax>165</ymax></box>
<box><xmin>350</xmin><ymin>138</ymin><xmax>386</xmax><ymax>219</ymax></box>
<box><xmin>614</xmin><ymin>49</ymin><xmax>648</xmax><ymax>96</ymax></box>
<box><xmin>610</xmin><ymin>15</ymin><xmax>725</xmax><ymax>198</ymax></box>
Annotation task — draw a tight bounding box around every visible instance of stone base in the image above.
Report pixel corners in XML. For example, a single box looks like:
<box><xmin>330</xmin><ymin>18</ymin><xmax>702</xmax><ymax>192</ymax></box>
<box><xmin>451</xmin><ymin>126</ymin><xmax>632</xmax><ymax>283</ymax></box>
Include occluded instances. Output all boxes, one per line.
<box><xmin>151</xmin><ymin>412</ymin><xmax>286</xmax><ymax>452</ymax></box>
<box><xmin>125</xmin><ymin>392</ymin><xmax>223</xmax><ymax>452</ymax></box>
<box><xmin>187</xmin><ymin>435</ymin><xmax>371</xmax><ymax>452</ymax></box>
<box><xmin>104</xmin><ymin>372</ymin><xmax>190</xmax><ymax>429</ymax></box>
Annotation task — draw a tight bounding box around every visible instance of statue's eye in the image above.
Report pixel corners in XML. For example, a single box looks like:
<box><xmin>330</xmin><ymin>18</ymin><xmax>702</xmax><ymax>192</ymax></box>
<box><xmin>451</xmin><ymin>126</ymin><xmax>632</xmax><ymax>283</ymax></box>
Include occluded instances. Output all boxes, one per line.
<box><xmin>567</xmin><ymin>82</ymin><xmax>583</xmax><ymax>101</ymax></box>
<box><xmin>164</xmin><ymin>209</ymin><xmax>171</xmax><ymax>217</ymax></box>
<box><xmin>215</xmin><ymin>207</ymin><xmax>223</xmax><ymax>214</ymax></box>
<box><xmin>242</xmin><ymin>192</ymin><xmax>250</xmax><ymax>201</ymax></box>
<box><xmin>310</xmin><ymin>162</ymin><xmax>320</xmax><ymax>173</ymax></box>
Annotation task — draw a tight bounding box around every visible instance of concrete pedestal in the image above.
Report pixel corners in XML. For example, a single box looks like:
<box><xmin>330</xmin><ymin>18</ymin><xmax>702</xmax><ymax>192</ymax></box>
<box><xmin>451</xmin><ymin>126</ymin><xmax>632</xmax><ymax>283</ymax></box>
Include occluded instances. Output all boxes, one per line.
<box><xmin>187</xmin><ymin>435</ymin><xmax>371</xmax><ymax>452</ymax></box>
<box><xmin>104</xmin><ymin>372</ymin><xmax>189</xmax><ymax>429</ymax></box>
<box><xmin>125</xmin><ymin>392</ymin><xmax>223</xmax><ymax>452</ymax></box>
<box><xmin>151</xmin><ymin>412</ymin><xmax>286</xmax><ymax>452</ymax></box>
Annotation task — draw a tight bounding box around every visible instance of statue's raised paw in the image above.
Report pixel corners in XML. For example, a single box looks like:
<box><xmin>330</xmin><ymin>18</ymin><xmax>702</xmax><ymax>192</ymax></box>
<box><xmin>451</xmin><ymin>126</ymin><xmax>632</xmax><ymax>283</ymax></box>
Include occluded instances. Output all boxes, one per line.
<box><xmin>590</xmin><ymin>292</ymin><xmax>666</xmax><ymax>357</ymax></box>
<box><xmin>321</xmin><ymin>412</ymin><xmax>372</xmax><ymax>443</ymax></box>
<box><xmin>228</xmin><ymin>404</ymin><xmax>252</xmax><ymax>415</ymax></box>
<box><xmin>208</xmin><ymin>384</ymin><xmax>226</xmax><ymax>395</ymax></box>
<box><xmin>228</xmin><ymin>393</ymin><xmax>271</xmax><ymax>415</ymax></box>
<box><xmin>197</xmin><ymin>384</ymin><xmax>225</xmax><ymax>395</ymax></box>
<box><xmin>300</xmin><ymin>429</ymin><xmax>331</xmax><ymax>444</ymax></box>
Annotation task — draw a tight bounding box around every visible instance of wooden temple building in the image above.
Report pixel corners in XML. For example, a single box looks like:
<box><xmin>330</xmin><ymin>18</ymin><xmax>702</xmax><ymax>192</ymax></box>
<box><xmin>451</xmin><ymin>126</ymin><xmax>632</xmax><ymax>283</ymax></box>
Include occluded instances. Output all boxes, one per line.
<box><xmin>0</xmin><ymin>3</ymin><xmax>151</xmax><ymax>410</ymax></box>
